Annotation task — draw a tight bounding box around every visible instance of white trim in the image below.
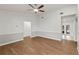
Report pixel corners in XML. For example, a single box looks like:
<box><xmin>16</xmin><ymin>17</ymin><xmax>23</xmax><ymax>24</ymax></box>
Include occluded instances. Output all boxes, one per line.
<box><xmin>0</xmin><ymin>39</ymin><xmax>24</xmax><ymax>46</ymax></box>
<box><xmin>31</xmin><ymin>35</ymin><xmax>36</xmax><ymax>38</ymax></box>
<box><xmin>31</xmin><ymin>36</ymin><xmax>61</xmax><ymax>41</ymax></box>
<box><xmin>38</xmin><ymin>36</ymin><xmax>61</xmax><ymax>41</ymax></box>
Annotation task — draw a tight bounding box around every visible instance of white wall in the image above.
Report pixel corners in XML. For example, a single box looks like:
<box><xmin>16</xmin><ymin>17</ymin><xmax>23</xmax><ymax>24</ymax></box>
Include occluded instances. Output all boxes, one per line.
<box><xmin>23</xmin><ymin>12</ymin><xmax>38</xmax><ymax>32</ymax></box>
<box><xmin>36</xmin><ymin>11</ymin><xmax>62</xmax><ymax>40</ymax></box>
<box><xmin>0</xmin><ymin>11</ymin><xmax>24</xmax><ymax>34</ymax></box>
<box><xmin>0</xmin><ymin>10</ymin><xmax>37</xmax><ymax>45</ymax></box>
<box><xmin>0</xmin><ymin>10</ymin><xmax>24</xmax><ymax>45</ymax></box>
<box><xmin>32</xmin><ymin>5</ymin><xmax>77</xmax><ymax>41</ymax></box>
<box><xmin>59</xmin><ymin>5</ymin><xmax>77</xmax><ymax>16</ymax></box>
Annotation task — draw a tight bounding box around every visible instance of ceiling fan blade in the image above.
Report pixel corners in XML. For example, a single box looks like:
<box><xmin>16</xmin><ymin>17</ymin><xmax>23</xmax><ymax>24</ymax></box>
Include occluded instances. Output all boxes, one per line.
<box><xmin>39</xmin><ymin>10</ymin><xmax>45</xmax><ymax>12</ymax></box>
<box><xmin>38</xmin><ymin>5</ymin><xmax>44</xmax><ymax>9</ymax></box>
<box><xmin>29</xmin><ymin>4</ymin><xmax>35</xmax><ymax>9</ymax></box>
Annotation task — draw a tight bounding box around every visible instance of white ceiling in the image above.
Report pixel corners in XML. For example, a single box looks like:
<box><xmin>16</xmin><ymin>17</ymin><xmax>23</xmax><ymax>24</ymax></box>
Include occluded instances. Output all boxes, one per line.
<box><xmin>0</xmin><ymin>4</ymin><xmax>77</xmax><ymax>12</ymax></box>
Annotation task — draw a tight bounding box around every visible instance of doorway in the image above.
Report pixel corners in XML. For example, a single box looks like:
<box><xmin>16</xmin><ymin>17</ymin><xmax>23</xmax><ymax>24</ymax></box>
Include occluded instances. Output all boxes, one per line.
<box><xmin>61</xmin><ymin>14</ymin><xmax>77</xmax><ymax>41</ymax></box>
<box><xmin>24</xmin><ymin>21</ymin><xmax>31</xmax><ymax>37</ymax></box>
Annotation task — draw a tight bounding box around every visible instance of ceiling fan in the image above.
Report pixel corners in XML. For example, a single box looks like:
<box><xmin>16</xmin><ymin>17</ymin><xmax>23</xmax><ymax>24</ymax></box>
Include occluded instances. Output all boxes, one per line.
<box><xmin>28</xmin><ymin>4</ymin><xmax>45</xmax><ymax>13</ymax></box>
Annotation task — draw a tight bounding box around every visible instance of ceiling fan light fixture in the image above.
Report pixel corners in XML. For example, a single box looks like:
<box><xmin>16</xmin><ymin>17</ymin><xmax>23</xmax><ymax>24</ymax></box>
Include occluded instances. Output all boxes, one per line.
<box><xmin>33</xmin><ymin>9</ymin><xmax>38</xmax><ymax>12</ymax></box>
<box><xmin>28</xmin><ymin>4</ymin><xmax>44</xmax><ymax>13</ymax></box>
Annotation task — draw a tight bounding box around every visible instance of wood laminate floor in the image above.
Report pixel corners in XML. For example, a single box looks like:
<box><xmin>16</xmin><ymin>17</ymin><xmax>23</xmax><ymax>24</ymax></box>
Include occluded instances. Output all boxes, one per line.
<box><xmin>0</xmin><ymin>36</ymin><xmax>78</xmax><ymax>55</ymax></box>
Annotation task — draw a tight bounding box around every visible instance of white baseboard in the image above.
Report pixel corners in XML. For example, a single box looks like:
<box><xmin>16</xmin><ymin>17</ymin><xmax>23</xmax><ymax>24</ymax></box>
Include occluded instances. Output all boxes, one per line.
<box><xmin>0</xmin><ymin>39</ymin><xmax>24</xmax><ymax>46</ymax></box>
<box><xmin>31</xmin><ymin>35</ymin><xmax>61</xmax><ymax>41</ymax></box>
<box><xmin>39</xmin><ymin>36</ymin><xmax>61</xmax><ymax>41</ymax></box>
<box><xmin>31</xmin><ymin>35</ymin><xmax>36</xmax><ymax>38</ymax></box>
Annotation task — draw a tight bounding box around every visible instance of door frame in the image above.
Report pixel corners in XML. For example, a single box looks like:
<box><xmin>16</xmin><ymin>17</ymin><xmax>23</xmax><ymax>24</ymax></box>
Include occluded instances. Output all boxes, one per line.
<box><xmin>24</xmin><ymin>21</ymin><xmax>31</xmax><ymax>37</ymax></box>
<box><xmin>61</xmin><ymin>14</ymin><xmax>77</xmax><ymax>41</ymax></box>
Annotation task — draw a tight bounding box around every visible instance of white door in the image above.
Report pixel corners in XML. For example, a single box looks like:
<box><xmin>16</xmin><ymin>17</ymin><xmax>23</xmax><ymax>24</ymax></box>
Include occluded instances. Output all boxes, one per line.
<box><xmin>24</xmin><ymin>21</ymin><xmax>31</xmax><ymax>37</ymax></box>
